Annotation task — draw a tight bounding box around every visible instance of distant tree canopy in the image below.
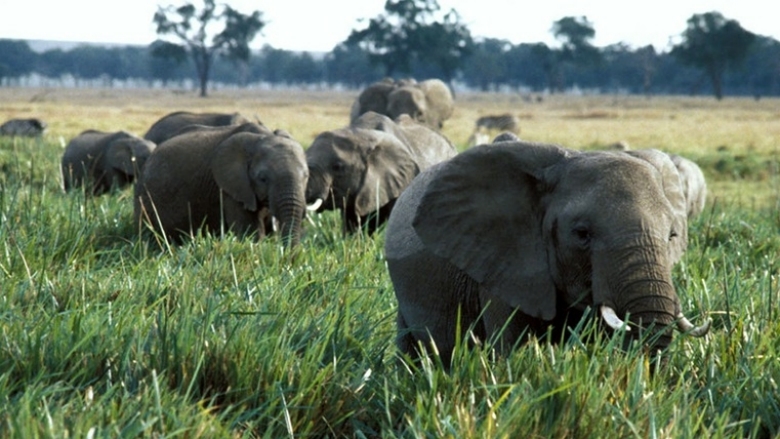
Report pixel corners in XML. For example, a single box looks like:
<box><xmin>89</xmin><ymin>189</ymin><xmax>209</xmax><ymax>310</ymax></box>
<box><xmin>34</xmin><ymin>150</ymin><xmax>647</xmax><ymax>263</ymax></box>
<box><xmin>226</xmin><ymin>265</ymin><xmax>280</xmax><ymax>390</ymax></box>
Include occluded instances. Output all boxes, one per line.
<box><xmin>153</xmin><ymin>0</ymin><xmax>265</xmax><ymax>96</ymax></box>
<box><xmin>0</xmin><ymin>40</ymin><xmax>37</xmax><ymax>81</ymax></box>
<box><xmin>671</xmin><ymin>12</ymin><xmax>756</xmax><ymax>100</ymax></box>
<box><xmin>2</xmin><ymin>10</ymin><xmax>779</xmax><ymax>98</ymax></box>
<box><xmin>346</xmin><ymin>0</ymin><xmax>473</xmax><ymax>82</ymax></box>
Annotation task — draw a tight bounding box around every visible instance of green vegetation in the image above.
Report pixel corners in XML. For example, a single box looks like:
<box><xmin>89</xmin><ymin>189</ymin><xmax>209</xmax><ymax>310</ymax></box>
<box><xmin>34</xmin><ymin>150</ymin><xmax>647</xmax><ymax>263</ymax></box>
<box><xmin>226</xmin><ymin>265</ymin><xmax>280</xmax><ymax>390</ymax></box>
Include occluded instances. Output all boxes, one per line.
<box><xmin>1</xmin><ymin>95</ymin><xmax>779</xmax><ymax>438</ymax></box>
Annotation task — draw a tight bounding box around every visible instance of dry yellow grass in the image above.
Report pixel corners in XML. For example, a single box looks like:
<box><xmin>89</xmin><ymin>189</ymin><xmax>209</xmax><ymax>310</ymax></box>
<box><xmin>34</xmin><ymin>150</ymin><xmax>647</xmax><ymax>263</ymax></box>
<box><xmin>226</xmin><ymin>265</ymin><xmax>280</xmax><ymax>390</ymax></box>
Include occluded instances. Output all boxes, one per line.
<box><xmin>1</xmin><ymin>86</ymin><xmax>778</xmax><ymax>207</ymax></box>
<box><xmin>2</xmin><ymin>87</ymin><xmax>778</xmax><ymax>155</ymax></box>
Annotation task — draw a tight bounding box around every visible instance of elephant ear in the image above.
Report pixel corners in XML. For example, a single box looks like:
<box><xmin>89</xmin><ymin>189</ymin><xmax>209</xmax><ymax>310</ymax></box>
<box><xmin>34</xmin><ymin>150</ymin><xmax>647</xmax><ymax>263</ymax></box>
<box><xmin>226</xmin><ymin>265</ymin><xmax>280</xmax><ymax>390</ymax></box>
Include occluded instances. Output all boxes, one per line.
<box><xmin>354</xmin><ymin>131</ymin><xmax>420</xmax><ymax>217</ymax></box>
<box><xmin>106</xmin><ymin>132</ymin><xmax>154</xmax><ymax>177</ymax></box>
<box><xmin>626</xmin><ymin>149</ymin><xmax>689</xmax><ymax>263</ymax></box>
<box><xmin>211</xmin><ymin>132</ymin><xmax>259</xmax><ymax>211</ymax></box>
<box><xmin>414</xmin><ymin>142</ymin><xmax>571</xmax><ymax>320</ymax></box>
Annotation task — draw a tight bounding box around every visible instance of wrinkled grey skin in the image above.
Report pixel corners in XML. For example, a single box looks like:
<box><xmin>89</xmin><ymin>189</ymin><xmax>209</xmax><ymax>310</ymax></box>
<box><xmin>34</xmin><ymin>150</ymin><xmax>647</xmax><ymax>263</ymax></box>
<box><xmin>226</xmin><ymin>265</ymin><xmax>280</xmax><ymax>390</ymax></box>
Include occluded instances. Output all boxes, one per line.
<box><xmin>385</xmin><ymin>137</ymin><xmax>709</xmax><ymax>367</ymax></box>
<box><xmin>134</xmin><ymin>122</ymin><xmax>309</xmax><ymax>246</ymax></box>
<box><xmin>143</xmin><ymin>111</ymin><xmax>251</xmax><ymax>145</ymax></box>
<box><xmin>350</xmin><ymin>78</ymin><xmax>454</xmax><ymax>131</ymax></box>
<box><xmin>0</xmin><ymin>118</ymin><xmax>46</xmax><ymax>137</ymax></box>
<box><xmin>306</xmin><ymin>111</ymin><xmax>457</xmax><ymax>234</ymax></box>
<box><xmin>61</xmin><ymin>130</ymin><xmax>156</xmax><ymax>196</ymax></box>
<box><xmin>669</xmin><ymin>154</ymin><xmax>707</xmax><ymax>218</ymax></box>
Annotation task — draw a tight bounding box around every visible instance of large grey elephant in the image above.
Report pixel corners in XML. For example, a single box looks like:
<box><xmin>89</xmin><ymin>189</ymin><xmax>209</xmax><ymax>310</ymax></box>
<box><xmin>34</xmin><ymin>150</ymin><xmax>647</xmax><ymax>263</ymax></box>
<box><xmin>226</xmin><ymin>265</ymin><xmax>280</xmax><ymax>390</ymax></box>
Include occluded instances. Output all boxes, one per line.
<box><xmin>669</xmin><ymin>153</ymin><xmax>707</xmax><ymax>218</ymax></box>
<box><xmin>0</xmin><ymin>118</ymin><xmax>47</xmax><ymax>137</ymax></box>
<box><xmin>134</xmin><ymin>122</ymin><xmax>310</xmax><ymax>246</ymax></box>
<box><xmin>350</xmin><ymin>78</ymin><xmax>454</xmax><ymax>131</ymax></box>
<box><xmin>61</xmin><ymin>130</ymin><xmax>156</xmax><ymax>196</ymax></box>
<box><xmin>385</xmin><ymin>137</ymin><xmax>711</xmax><ymax>367</ymax></box>
<box><xmin>143</xmin><ymin>111</ymin><xmax>251</xmax><ymax>145</ymax></box>
<box><xmin>306</xmin><ymin>111</ymin><xmax>457</xmax><ymax>234</ymax></box>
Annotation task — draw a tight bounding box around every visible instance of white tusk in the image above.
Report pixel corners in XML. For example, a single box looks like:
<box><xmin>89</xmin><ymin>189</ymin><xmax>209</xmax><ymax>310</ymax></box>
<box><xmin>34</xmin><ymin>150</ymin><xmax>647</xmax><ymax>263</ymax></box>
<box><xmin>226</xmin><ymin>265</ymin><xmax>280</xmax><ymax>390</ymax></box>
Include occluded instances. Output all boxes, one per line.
<box><xmin>676</xmin><ymin>313</ymin><xmax>711</xmax><ymax>337</ymax></box>
<box><xmin>272</xmin><ymin>216</ymin><xmax>279</xmax><ymax>233</ymax></box>
<box><xmin>600</xmin><ymin>305</ymin><xmax>631</xmax><ymax>332</ymax></box>
<box><xmin>307</xmin><ymin>198</ymin><xmax>323</xmax><ymax>211</ymax></box>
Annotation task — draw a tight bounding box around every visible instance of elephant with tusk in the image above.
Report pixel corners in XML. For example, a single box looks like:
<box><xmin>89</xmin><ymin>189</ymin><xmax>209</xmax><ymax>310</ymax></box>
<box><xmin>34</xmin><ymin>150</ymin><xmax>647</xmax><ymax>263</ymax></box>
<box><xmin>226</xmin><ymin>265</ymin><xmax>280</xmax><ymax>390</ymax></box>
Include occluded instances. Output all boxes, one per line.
<box><xmin>134</xmin><ymin>122</ymin><xmax>314</xmax><ymax>246</ymax></box>
<box><xmin>385</xmin><ymin>135</ymin><xmax>711</xmax><ymax>367</ymax></box>
<box><xmin>306</xmin><ymin>111</ymin><xmax>457</xmax><ymax>235</ymax></box>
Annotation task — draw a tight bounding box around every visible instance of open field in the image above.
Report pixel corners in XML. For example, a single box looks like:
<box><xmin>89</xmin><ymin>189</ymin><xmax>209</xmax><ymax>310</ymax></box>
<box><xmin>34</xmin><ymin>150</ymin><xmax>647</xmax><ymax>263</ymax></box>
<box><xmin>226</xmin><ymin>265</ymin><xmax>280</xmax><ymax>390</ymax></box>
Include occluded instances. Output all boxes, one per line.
<box><xmin>1</xmin><ymin>87</ymin><xmax>779</xmax><ymax>437</ymax></box>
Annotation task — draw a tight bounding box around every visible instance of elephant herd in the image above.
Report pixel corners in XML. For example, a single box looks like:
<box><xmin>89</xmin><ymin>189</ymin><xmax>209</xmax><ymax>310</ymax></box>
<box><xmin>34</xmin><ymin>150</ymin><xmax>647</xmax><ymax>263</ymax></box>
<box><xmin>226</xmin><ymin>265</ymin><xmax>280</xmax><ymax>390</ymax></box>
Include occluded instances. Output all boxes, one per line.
<box><xmin>52</xmin><ymin>77</ymin><xmax>712</xmax><ymax>369</ymax></box>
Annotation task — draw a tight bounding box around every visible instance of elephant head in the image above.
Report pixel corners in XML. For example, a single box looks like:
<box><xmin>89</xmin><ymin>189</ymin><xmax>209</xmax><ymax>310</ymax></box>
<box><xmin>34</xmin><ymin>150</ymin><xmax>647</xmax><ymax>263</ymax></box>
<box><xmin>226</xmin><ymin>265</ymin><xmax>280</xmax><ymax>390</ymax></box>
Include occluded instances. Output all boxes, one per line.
<box><xmin>386</xmin><ymin>79</ymin><xmax>454</xmax><ymax>130</ymax></box>
<box><xmin>306</xmin><ymin>112</ymin><xmax>455</xmax><ymax>234</ymax></box>
<box><xmin>385</xmin><ymin>139</ymin><xmax>710</xmax><ymax>366</ymax></box>
<box><xmin>62</xmin><ymin>130</ymin><xmax>156</xmax><ymax>196</ymax></box>
<box><xmin>211</xmin><ymin>130</ymin><xmax>309</xmax><ymax>246</ymax></box>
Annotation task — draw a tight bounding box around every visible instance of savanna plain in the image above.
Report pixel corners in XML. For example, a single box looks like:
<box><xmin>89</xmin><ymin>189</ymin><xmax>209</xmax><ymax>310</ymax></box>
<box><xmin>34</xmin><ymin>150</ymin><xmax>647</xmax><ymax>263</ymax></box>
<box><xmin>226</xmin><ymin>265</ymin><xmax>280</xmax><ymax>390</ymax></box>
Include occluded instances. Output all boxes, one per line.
<box><xmin>1</xmin><ymin>87</ymin><xmax>779</xmax><ymax>438</ymax></box>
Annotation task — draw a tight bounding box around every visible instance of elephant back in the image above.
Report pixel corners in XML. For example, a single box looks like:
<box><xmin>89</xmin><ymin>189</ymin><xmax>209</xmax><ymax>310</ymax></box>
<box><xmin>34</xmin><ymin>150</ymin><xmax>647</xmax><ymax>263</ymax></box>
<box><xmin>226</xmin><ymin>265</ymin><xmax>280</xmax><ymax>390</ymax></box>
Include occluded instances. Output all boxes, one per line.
<box><xmin>143</xmin><ymin>111</ymin><xmax>252</xmax><ymax>144</ymax></box>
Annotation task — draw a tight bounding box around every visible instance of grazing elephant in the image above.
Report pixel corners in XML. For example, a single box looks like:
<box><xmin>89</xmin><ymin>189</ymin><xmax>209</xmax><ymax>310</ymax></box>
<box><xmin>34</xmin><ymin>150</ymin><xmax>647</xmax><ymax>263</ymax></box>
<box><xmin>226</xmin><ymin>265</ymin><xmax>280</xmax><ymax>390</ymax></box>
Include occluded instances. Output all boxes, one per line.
<box><xmin>61</xmin><ymin>130</ymin><xmax>156</xmax><ymax>196</ymax></box>
<box><xmin>350</xmin><ymin>78</ymin><xmax>454</xmax><ymax>131</ymax></box>
<box><xmin>306</xmin><ymin>111</ymin><xmax>457</xmax><ymax>234</ymax></box>
<box><xmin>143</xmin><ymin>111</ymin><xmax>251</xmax><ymax>145</ymax></box>
<box><xmin>134</xmin><ymin>122</ymin><xmax>310</xmax><ymax>246</ymax></box>
<box><xmin>669</xmin><ymin>154</ymin><xmax>707</xmax><ymax>218</ymax></box>
<box><xmin>0</xmin><ymin>118</ymin><xmax>47</xmax><ymax>137</ymax></box>
<box><xmin>385</xmin><ymin>138</ymin><xmax>711</xmax><ymax>367</ymax></box>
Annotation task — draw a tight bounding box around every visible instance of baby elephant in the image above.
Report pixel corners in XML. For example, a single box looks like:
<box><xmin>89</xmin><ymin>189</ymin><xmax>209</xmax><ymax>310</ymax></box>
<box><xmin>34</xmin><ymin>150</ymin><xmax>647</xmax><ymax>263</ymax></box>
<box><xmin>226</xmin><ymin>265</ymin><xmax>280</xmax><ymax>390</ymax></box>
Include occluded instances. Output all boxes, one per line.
<box><xmin>61</xmin><ymin>130</ymin><xmax>156</xmax><ymax>196</ymax></box>
<box><xmin>1</xmin><ymin>118</ymin><xmax>47</xmax><ymax>137</ymax></box>
<box><xmin>134</xmin><ymin>122</ymin><xmax>310</xmax><ymax>246</ymax></box>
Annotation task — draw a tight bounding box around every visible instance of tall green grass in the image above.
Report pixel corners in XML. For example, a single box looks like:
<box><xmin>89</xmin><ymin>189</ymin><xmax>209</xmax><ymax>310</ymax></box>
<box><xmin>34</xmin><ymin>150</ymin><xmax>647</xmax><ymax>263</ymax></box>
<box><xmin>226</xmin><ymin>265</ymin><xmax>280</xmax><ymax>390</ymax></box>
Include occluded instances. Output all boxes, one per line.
<box><xmin>1</xmin><ymin>131</ymin><xmax>779</xmax><ymax>438</ymax></box>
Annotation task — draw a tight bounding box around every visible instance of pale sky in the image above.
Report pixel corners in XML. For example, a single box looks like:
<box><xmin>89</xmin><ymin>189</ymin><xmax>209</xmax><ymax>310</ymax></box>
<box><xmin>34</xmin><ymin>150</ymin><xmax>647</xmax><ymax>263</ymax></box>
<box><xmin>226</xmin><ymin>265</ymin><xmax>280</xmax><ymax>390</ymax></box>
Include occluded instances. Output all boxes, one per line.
<box><xmin>1</xmin><ymin>0</ymin><xmax>777</xmax><ymax>53</ymax></box>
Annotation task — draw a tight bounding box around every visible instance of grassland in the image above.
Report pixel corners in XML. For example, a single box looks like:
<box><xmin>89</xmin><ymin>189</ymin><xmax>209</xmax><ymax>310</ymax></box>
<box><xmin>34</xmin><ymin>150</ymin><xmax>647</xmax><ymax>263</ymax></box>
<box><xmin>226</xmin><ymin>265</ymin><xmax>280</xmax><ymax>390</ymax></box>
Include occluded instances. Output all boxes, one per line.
<box><xmin>0</xmin><ymin>87</ymin><xmax>779</xmax><ymax>438</ymax></box>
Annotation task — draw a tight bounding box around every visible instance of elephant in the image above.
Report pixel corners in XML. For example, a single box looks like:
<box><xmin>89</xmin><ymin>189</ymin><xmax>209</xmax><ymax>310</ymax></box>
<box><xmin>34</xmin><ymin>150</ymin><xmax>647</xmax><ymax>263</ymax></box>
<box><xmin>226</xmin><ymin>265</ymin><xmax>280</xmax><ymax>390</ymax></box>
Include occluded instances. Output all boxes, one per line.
<box><xmin>61</xmin><ymin>130</ymin><xmax>156</xmax><ymax>196</ymax></box>
<box><xmin>350</xmin><ymin>78</ymin><xmax>454</xmax><ymax>131</ymax></box>
<box><xmin>384</xmin><ymin>137</ymin><xmax>711</xmax><ymax>367</ymax></box>
<box><xmin>134</xmin><ymin>122</ymin><xmax>310</xmax><ymax>246</ymax></box>
<box><xmin>306</xmin><ymin>111</ymin><xmax>457</xmax><ymax>234</ymax></box>
<box><xmin>349</xmin><ymin>78</ymin><xmax>413</xmax><ymax>122</ymax></box>
<box><xmin>142</xmin><ymin>111</ymin><xmax>251</xmax><ymax>145</ymax></box>
<box><xmin>669</xmin><ymin>153</ymin><xmax>707</xmax><ymax>218</ymax></box>
<box><xmin>0</xmin><ymin>118</ymin><xmax>46</xmax><ymax>137</ymax></box>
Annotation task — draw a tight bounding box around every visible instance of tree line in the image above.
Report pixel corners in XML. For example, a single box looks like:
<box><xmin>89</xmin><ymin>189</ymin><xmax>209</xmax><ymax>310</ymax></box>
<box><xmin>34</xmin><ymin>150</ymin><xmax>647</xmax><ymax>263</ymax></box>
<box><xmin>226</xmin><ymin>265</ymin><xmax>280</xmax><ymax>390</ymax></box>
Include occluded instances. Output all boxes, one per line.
<box><xmin>1</xmin><ymin>0</ymin><xmax>778</xmax><ymax>99</ymax></box>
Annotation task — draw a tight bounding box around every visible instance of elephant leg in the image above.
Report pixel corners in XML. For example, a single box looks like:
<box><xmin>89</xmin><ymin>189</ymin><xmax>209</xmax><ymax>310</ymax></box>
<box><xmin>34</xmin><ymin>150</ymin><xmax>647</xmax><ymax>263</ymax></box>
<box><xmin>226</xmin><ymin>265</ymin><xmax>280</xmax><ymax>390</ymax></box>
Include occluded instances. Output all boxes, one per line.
<box><xmin>389</xmin><ymin>252</ymin><xmax>484</xmax><ymax>367</ymax></box>
<box><xmin>220</xmin><ymin>197</ymin><xmax>261</xmax><ymax>237</ymax></box>
<box><xmin>479</xmin><ymin>288</ymin><xmax>542</xmax><ymax>354</ymax></box>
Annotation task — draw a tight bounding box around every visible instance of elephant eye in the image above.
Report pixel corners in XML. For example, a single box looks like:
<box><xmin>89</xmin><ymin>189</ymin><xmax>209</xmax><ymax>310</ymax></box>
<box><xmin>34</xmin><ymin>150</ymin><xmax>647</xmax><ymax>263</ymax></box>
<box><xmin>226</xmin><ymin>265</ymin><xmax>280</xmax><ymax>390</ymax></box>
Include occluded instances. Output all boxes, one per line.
<box><xmin>573</xmin><ymin>226</ymin><xmax>591</xmax><ymax>246</ymax></box>
<box><xmin>331</xmin><ymin>161</ymin><xmax>345</xmax><ymax>173</ymax></box>
<box><xmin>669</xmin><ymin>231</ymin><xmax>678</xmax><ymax>241</ymax></box>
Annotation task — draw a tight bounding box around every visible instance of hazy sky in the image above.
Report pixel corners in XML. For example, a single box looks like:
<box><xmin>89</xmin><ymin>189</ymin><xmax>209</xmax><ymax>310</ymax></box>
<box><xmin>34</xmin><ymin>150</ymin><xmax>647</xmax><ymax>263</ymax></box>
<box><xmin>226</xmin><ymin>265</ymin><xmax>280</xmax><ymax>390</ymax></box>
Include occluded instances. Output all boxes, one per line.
<box><xmin>2</xmin><ymin>0</ymin><xmax>776</xmax><ymax>53</ymax></box>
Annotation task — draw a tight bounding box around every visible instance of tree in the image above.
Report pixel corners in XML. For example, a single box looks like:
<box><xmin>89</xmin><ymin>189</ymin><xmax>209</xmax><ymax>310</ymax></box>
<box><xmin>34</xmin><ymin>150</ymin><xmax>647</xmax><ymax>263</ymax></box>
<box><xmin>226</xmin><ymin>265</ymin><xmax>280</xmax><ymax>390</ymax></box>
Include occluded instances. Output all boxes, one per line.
<box><xmin>346</xmin><ymin>0</ymin><xmax>472</xmax><ymax>81</ymax></box>
<box><xmin>461</xmin><ymin>38</ymin><xmax>510</xmax><ymax>91</ymax></box>
<box><xmin>551</xmin><ymin>16</ymin><xmax>602</xmax><ymax>90</ymax></box>
<box><xmin>671</xmin><ymin>12</ymin><xmax>756</xmax><ymax>100</ymax></box>
<box><xmin>153</xmin><ymin>0</ymin><xmax>265</xmax><ymax>96</ymax></box>
<box><xmin>324</xmin><ymin>43</ymin><xmax>383</xmax><ymax>87</ymax></box>
<box><xmin>149</xmin><ymin>40</ymin><xmax>188</xmax><ymax>86</ymax></box>
<box><xmin>0</xmin><ymin>39</ymin><xmax>37</xmax><ymax>84</ymax></box>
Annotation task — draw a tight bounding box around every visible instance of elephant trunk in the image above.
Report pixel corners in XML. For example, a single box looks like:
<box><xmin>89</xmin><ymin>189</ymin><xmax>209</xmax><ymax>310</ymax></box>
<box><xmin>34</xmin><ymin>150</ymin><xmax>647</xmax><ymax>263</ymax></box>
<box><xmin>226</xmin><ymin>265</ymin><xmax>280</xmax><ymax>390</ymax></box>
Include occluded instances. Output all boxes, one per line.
<box><xmin>271</xmin><ymin>181</ymin><xmax>307</xmax><ymax>247</ymax></box>
<box><xmin>594</xmin><ymin>237</ymin><xmax>687</xmax><ymax>352</ymax></box>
